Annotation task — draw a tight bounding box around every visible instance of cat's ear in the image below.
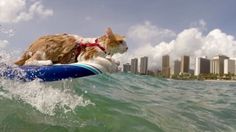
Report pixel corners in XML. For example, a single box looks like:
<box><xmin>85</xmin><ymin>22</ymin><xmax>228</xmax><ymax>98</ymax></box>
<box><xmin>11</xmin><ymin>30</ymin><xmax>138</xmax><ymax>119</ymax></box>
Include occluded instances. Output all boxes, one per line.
<box><xmin>105</xmin><ymin>27</ymin><xmax>115</xmax><ymax>39</ymax></box>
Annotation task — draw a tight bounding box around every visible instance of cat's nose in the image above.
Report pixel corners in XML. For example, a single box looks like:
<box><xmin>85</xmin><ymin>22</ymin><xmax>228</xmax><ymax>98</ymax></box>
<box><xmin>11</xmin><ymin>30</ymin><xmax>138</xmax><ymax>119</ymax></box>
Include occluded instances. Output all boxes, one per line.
<box><xmin>126</xmin><ymin>47</ymin><xmax>128</xmax><ymax>50</ymax></box>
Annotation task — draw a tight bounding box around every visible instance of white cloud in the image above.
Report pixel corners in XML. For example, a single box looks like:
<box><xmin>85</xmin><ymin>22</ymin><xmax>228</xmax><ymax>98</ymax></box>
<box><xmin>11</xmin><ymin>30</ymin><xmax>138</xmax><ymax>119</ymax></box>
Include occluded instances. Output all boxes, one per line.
<box><xmin>115</xmin><ymin>20</ymin><xmax>236</xmax><ymax>70</ymax></box>
<box><xmin>0</xmin><ymin>40</ymin><xmax>9</xmax><ymax>48</ymax></box>
<box><xmin>127</xmin><ymin>21</ymin><xmax>176</xmax><ymax>47</ymax></box>
<box><xmin>0</xmin><ymin>0</ymin><xmax>53</xmax><ymax>23</ymax></box>
<box><xmin>190</xmin><ymin>19</ymin><xmax>207</xmax><ymax>31</ymax></box>
<box><xmin>0</xmin><ymin>25</ymin><xmax>15</xmax><ymax>37</ymax></box>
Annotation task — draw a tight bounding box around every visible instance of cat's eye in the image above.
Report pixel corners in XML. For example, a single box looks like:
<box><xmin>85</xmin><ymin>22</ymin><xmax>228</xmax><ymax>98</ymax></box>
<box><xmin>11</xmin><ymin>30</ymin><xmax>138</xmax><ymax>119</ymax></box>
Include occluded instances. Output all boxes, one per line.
<box><xmin>118</xmin><ymin>40</ymin><xmax>123</xmax><ymax>43</ymax></box>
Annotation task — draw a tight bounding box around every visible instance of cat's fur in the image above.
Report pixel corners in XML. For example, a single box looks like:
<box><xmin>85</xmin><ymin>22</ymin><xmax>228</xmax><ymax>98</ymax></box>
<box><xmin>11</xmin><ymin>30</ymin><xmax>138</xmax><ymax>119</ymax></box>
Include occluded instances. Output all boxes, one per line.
<box><xmin>15</xmin><ymin>28</ymin><xmax>128</xmax><ymax>69</ymax></box>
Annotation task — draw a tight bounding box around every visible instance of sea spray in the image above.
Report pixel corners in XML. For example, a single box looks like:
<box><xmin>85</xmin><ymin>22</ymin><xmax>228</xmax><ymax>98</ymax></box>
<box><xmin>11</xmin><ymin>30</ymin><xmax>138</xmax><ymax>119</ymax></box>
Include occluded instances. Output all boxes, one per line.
<box><xmin>0</xmin><ymin>79</ymin><xmax>94</xmax><ymax>115</ymax></box>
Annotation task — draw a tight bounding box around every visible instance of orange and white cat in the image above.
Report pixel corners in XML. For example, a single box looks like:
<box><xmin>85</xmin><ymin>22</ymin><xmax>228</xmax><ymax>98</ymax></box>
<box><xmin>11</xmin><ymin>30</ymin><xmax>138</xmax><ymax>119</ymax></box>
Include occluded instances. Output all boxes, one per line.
<box><xmin>15</xmin><ymin>28</ymin><xmax>128</xmax><ymax>72</ymax></box>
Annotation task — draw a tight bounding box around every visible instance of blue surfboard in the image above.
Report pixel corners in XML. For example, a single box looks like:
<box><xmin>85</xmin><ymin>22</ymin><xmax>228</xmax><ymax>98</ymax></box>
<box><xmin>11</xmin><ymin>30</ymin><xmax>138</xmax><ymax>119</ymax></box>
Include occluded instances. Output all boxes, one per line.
<box><xmin>0</xmin><ymin>63</ymin><xmax>102</xmax><ymax>82</ymax></box>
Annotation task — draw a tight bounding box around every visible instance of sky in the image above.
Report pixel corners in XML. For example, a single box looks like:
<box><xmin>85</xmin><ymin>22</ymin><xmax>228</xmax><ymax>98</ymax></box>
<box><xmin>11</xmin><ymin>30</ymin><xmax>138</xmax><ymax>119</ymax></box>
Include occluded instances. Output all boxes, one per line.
<box><xmin>0</xmin><ymin>0</ymin><xmax>236</xmax><ymax>68</ymax></box>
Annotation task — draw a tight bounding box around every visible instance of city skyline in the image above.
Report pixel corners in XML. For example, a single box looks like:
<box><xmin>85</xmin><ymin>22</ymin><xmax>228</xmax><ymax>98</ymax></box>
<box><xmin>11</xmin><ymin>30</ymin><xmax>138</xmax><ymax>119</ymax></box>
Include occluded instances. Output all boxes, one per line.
<box><xmin>124</xmin><ymin>54</ymin><xmax>236</xmax><ymax>77</ymax></box>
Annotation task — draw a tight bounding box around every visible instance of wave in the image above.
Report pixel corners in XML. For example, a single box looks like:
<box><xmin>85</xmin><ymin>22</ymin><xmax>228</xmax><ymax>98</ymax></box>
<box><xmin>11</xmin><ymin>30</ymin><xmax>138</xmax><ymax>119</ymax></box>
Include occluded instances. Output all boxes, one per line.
<box><xmin>0</xmin><ymin>78</ymin><xmax>94</xmax><ymax>116</ymax></box>
<box><xmin>0</xmin><ymin>49</ymin><xmax>236</xmax><ymax>131</ymax></box>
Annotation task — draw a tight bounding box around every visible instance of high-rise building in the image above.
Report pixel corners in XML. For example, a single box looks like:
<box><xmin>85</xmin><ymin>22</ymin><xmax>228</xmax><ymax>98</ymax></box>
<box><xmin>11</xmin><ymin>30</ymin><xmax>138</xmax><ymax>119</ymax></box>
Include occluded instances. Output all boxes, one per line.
<box><xmin>173</xmin><ymin>60</ymin><xmax>181</xmax><ymax>75</ymax></box>
<box><xmin>162</xmin><ymin>55</ymin><xmax>169</xmax><ymax>67</ymax></box>
<box><xmin>123</xmin><ymin>63</ymin><xmax>131</xmax><ymax>72</ymax></box>
<box><xmin>140</xmin><ymin>56</ymin><xmax>148</xmax><ymax>75</ymax></box>
<box><xmin>162</xmin><ymin>55</ymin><xmax>170</xmax><ymax>77</ymax></box>
<box><xmin>131</xmin><ymin>58</ymin><xmax>138</xmax><ymax>74</ymax></box>
<box><xmin>224</xmin><ymin>59</ymin><xmax>235</xmax><ymax>74</ymax></box>
<box><xmin>231</xmin><ymin>58</ymin><xmax>236</xmax><ymax>75</ymax></box>
<box><xmin>210</xmin><ymin>55</ymin><xmax>229</xmax><ymax>75</ymax></box>
<box><xmin>195</xmin><ymin>57</ymin><xmax>210</xmax><ymax>76</ymax></box>
<box><xmin>181</xmin><ymin>55</ymin><xmax>190</xmax><ymax>73</ymax></box>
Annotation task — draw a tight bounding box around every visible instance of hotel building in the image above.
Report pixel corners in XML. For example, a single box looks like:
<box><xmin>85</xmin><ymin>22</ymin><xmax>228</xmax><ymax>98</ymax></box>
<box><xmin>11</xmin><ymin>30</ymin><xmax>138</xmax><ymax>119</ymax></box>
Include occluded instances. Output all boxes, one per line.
<box><xmin>123</xmin><ymin>63</ymin><xmax>131</xmax><ymax>72</ymax></box>
<box><xmin>195</xmin><ymin>57</ymin><xmax>210</xmax><ymax>76</ymax></box>
<box><xmin>162</xmin><ymin>55</ymin><xmax>170</xmax><ymax>77</ymax></box>
<box><xmin>140</xmin><ymin>56</ymin><xmax>148</xmax><ymax>75</ymax></box>
<box><xmin>173</xmin><ymin>60</ymin><xmax>181</xmax><ymax>75</ymax></box>
<box><xmin>224</xmin><ymin>59</ymin><xmax>235</xmax><ymax>74</ymax></box>
<box><xmin>131</xmin><ymin>58</ymin><xmax>138</xmax><ymax>74</ymax></box>
<box><xmin>181</xmin><ymin>55</ymin><xmax>190</xmax><ymax>73</ymax></box>
<box><xmin>210</xmin><ymin>55</ymin><xmax>229</xmax><ymax>75</ymax></box>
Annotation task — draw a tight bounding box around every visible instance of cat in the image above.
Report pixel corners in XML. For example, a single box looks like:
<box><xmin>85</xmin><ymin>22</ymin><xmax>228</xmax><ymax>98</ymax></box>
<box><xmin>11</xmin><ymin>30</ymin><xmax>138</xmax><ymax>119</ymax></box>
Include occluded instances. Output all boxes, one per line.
<box><xmin>14</xmin><ymin>28</ymin><xmax>128</xmax><ymax>69</ymax></box>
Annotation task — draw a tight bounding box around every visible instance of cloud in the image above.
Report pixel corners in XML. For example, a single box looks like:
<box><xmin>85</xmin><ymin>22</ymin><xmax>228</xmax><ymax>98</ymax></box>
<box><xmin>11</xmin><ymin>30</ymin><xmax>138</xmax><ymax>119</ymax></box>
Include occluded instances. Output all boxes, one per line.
<box><xmin>0</xmin><ymin>40</ymin><xmax>9</xmax><ymax>48</ymax></box>
<box><xmin>0</xmin><ymin>0</ymin><xmax>53</xmax><ymax>23</ymax></box>
<box><xmin>0</xmin><ymin>25</ymin><xmax>15</xmax><ymax>37</ymax></box>
<box><xmin>127</xmin><ymin>21</ymin><xmax>176</xmax><ymax>47</ymax></box>
<box><xmin>189</xmin><ymin>19</ymin><xmax>207</xmax><ymax>31</ymax></box>
<box><xmin>115</xmin><ymin>20</ymin><xmax>236</xmax><ymax>70</ymax></box>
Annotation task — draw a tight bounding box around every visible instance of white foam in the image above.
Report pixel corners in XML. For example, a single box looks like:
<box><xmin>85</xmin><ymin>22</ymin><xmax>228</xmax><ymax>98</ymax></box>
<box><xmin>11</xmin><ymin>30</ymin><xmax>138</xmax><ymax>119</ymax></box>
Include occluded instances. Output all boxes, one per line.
<box><xmin>0</xmin><ymin>79</ymin><xmax>94</xmax><ymax>116</ymax></box>
<box><xmin>0</xmin><ymin>50</ymin><xmax>94</xmax><ymax>115</ymax></box>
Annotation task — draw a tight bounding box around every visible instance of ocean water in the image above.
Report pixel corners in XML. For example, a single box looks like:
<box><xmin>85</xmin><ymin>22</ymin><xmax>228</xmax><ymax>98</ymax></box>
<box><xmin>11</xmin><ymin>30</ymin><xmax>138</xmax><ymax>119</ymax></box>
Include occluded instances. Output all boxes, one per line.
<box><xmin>0</xmin><ymin>73</ymin><xmax>236</xmax><ymax>132</ymax></box>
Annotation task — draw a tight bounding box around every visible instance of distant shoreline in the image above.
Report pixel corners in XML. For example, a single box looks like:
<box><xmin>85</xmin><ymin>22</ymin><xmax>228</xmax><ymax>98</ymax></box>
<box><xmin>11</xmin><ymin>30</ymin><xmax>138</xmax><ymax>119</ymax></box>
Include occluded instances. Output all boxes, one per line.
<box><xmin>165</xmin><ymin>78</ymin><xmax>236</xmax><ymax>82</ymax></box>
<box><xmin>203</xmin><ymin>79</ymin><xmax>236</xmax><ymax>82</ymax></box>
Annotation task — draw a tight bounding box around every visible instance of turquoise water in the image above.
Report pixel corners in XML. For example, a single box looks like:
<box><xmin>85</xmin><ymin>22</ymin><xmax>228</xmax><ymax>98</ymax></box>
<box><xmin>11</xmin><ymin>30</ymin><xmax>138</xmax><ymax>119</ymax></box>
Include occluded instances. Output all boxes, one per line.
<box><xmin>0</xmin><ymin>73</ymin><xmax>236</xmax><ymax>132</ymax></box>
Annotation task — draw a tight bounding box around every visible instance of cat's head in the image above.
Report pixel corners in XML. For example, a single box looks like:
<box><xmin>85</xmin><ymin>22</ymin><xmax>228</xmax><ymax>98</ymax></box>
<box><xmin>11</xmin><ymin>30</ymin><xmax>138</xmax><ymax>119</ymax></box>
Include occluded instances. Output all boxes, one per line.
<box><xmin>99</xmin><ymin>28</ymin><xmax>128</xmax><ymax>55</ymax></box>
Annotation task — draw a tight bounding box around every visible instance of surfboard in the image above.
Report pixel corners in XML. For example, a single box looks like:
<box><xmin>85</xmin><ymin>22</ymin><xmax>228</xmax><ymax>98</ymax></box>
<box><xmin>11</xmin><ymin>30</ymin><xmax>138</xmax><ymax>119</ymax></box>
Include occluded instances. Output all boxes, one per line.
<box><xmin>0</xmin><ymin>63</ymin><xmax>102</xmax><ymax>82</ymax></box>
